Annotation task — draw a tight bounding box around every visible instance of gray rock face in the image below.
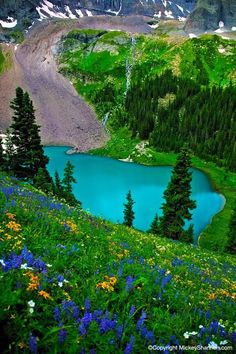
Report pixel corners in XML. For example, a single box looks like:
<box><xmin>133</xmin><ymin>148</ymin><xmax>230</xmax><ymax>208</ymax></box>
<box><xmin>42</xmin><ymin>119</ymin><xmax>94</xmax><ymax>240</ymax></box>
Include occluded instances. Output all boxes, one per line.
<box><xmin>0</xmin><ymin>0</ymin><xmax>196</xmax><ymax>28</ymax></box>
<box><xmin>185</xmin><ymin>0</ymin><xmax>236</xmax><ymax>30</ymax></box>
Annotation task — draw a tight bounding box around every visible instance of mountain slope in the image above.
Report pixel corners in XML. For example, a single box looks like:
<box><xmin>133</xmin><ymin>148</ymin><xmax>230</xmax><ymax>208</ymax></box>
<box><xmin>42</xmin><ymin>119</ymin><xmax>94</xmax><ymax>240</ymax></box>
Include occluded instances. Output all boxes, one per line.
<box><xmin>0</xmin><ymin>0</ymin><xmax>196</xmax><ymax>28</ymax></box>
<box><xmin>185</xmin><ymin>0</ymin><xmax>236</xmax><ymax>30</ymax></box>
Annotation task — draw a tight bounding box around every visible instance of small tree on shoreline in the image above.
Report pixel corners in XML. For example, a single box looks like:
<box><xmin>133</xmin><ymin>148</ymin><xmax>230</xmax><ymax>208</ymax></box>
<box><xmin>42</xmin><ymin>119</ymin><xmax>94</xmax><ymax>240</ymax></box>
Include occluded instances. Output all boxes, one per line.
<box><xmin>123</xmin><ymin>190</ymin><xmax>135</xmax><ymax>227</ymax></box>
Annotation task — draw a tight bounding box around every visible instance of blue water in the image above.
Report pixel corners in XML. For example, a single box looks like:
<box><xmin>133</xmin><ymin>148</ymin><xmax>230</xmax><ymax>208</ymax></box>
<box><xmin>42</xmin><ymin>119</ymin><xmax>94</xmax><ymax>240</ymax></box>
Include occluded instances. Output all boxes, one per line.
<box><xmin>45</xmin><ymin>146</ymin><xmax>225</xmax><ymax>242</ymax></box>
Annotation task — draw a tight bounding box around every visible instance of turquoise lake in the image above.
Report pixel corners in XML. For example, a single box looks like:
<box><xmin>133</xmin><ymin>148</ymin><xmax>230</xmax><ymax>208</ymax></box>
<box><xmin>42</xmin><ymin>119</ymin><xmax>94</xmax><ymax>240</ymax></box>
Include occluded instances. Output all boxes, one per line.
<box><xmin>45</xmin><ymin>146</ymin><xmax>225</xmax><ymax>243</ymax></box>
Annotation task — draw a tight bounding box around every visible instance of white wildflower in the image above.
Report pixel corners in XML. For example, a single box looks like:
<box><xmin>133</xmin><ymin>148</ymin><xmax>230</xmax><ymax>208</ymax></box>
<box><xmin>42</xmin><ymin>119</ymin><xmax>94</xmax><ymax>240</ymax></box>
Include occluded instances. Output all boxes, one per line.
<box><xmin>28</xmin><ymin>300</ymin><xmax>35</xmax><ymax>308</ymax></box>
<box><xmin>183</xmin><ymin>332</ymin><xmax>189</xmax><ymax>339</ymax></box>
<box><xmin>0</xmin><ymin>259</ymin><xmax>6</xmax><ymax>266</ymax></box>
<box><xmin>220</xmin><ymin>340</ymin><xmax>228</xmax><ymax>345</ymax></box>
<box><xmin>29</xmin><ymin>308</ymin><xmax>34</xmax><ymax>314</ymax></box>
<box><xmin>208</xmin><ymin>341</ymin><xmax>218</xmax><ymax>349</ymax></box>
<box><xmin>58</xmin><ymin>282</ymin><xmax>63</xmax><ymax>287</ymax></box>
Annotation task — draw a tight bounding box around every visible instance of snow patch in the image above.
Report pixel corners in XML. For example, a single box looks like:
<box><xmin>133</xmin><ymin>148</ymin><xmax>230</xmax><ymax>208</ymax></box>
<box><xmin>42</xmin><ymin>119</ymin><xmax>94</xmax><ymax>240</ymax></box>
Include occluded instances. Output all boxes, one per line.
<box><xmin>176</xmin><ymin>4</ymin><xmax>184</xmax><ymax>14</ymax></box>
<box><xmin>215</xmin><ymin>28</ymin><xmax>224</xmax><ymax>33</ymax></box>
<box><xmin>86</xmin><ymin>10</ymin><xmax>93</xmax><ymax>17</ymax></box>
<box><xmin>149</xmin><ymin>23</ymin><xmax>159</xmax><ymax>29</ymax></box>
<box><xmin>14</xmin><ymin>44</ymin><xmax>19</xmax><ymax>51</ymax></box>
<box><xmin>0</xmin><ymin>17</ymin><xmax>17</xmax><ymax>28</ymax></box>
<box><xmin>219</xmin><ymin>21</ymin><xmax>224</xmax><ymax>28</ymax></box>
<box><xmin>178</xmin><ymin>17</ymin><xmax>186</xmax><ymax>22</ymax></box>
<box><xmin>43</xmin><ymin>0</ymin><xmax>54</xmax><ymax>8</ymax></box>
<box><xmin>232</xmin><ymin>27</ymin><xmax>236</xmax><ymax>31</ymax></box>
<box><xmin>154</xmin><ymin>11</ymin><xmax>162</xmax><ymax>19</ymax></box>
<box><xmin>65</xmin><ymin>6</ymin><xmax>77</xmax><ymax>19</ymax></box>
<box><xmin>164</xmin><ymin>10</ymin><xmax>174</xmax><ymax>19</ymax></box>
<box><xmin>161</xmin><ymin>0</ymin><xmax>167</xmax><ymax>7</ymax></box>
<box><xmin>75</xmin><ymin>9</ymin><xmax>84</xmax><ymax>18</ymax></box>
<box><xmin>189</xmin><ymin>33</ymin><xmax>197</xmax><ymax>39</ymax></box>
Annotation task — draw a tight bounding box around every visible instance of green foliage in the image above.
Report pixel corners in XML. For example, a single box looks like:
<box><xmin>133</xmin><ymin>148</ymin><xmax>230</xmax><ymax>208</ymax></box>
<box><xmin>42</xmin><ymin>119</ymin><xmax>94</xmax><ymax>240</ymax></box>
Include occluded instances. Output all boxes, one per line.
<box><xmin>0</xmin><ymin>173</ymin><xmax>236</xmax><ymax>352</ymax></box>
<box><xmin>160</xmin><ymin>146</ymin><xmax>196</xmax><ymax>242</ymax></box>
<box><xmin>9</xmin><ymin>29</ymin><xmax>24</xmax><ymax>43</ymax></box>
<box><xmin>226</xmin><ymin>201</ymin><xmax>236</xmax><ymax>254</ymax></box>
<box><xmin>123</xmin><ymin>190</ymin><xmax>135</xmax><ymax>227</ymax></box>
<box><xmin>0</xmin><ymin>46</ymin><xmax>5</xmax><ymax>74</ymax></box>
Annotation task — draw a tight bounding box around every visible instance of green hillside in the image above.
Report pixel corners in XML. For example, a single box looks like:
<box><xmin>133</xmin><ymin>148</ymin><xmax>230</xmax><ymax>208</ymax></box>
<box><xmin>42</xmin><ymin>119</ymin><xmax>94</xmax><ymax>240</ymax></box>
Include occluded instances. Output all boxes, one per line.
<box><xmin>0</xmin><ymin>173</ymin><xmax>236</xmax><ymax>353</ymax></box>
<box><xmin>0</xmin><ymin>45</ymin><xmax>5</xmax><ymax>74</ymax></box>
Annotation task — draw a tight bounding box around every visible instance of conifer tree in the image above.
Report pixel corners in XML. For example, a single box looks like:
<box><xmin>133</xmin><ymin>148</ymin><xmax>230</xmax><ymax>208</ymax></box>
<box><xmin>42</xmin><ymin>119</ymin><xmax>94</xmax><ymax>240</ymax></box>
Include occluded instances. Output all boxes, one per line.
<box><xmin>62</xmin><ymin>161</ymin><xmax>79</xmax><ymax>206</ymax></box>
<box><xmin>160</xmin><ymin>146</ymin><xmax>196</xmax><ymax>242</ymax></box>
<box><xmin>34</xmin><ymin>168</ymin><xmax>54</xmax><ymax>193</ymax></box>
<box><xmin>180</xmin><ymin>224</ymin><xmax>194</xmax><ymax>243</ymax></box>
<box><xmin>123</xmin><ymin>190</ymin><xmax>135</xmax><ymax>227</ymax></box>
<box><xmin>9</xmin><ymin>87</ymin><xmax>48</xmax><ymax>179</ymax></box>
<box><xmin>148</xmin><ymin>213</ymin><xmax>160</xmax><ymax>235</ymax></box>
<box><xmin>54</xmin><ymin>171</ymin><xmax>63</xmax><ymax>195</ymax></box>
<box><xmin>226</xmin><ymin>202</ymin><xmax>236</xmax><ymax>254</ymax></box>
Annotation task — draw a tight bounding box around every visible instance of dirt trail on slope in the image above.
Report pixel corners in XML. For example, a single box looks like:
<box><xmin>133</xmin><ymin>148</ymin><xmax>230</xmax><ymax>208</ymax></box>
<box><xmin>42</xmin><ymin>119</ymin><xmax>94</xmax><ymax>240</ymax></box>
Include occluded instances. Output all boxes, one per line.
<box><xmin>0</xmin><ymin>16</ymin><xmax>151</xmax><ymax>150</ymax></box>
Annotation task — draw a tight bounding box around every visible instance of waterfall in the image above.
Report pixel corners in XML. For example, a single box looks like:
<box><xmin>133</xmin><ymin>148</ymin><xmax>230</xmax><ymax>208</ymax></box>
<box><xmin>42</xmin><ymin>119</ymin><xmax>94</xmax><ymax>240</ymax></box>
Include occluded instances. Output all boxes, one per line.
<box><xmin>125</xmin><ymin>37</ymin><xmax>136</xmax><ymax>96</ymax></box>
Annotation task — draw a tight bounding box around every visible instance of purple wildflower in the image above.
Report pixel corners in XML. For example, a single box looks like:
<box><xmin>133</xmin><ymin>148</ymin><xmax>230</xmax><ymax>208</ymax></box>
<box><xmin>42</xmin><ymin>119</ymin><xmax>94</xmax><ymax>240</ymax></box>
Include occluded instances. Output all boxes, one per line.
<box><xmin>29</xmin><ymin>334</ymin><xmax>37</xmax><ymax>353</ymax></box>
<box><xmin>129</xmin><ymin>305</ymin><xmax>135</xmax><ymax>317</ymax></box>
<box><xmin>116</xmin><ymin>325</ymin><xmax>123</xmax><ymax>341</ymax></box>
<box><xmin>161</xmin><ymin>274</ymin><xmax>172</xmax><ymax>288</ymax></box>
<box><xmin>136</xmin><ymin>310</ymin><xmax>146</xmax><ymax>331</ymax></box>
<box><xmin>53</xmin><ymin>307</ymin><xmax>61</xmax><ymax>323</ymax></box>
<box><xmin>84</xmin><ymin>298</ymin><xmax>91</xmax><ymax>312</ymax></box>
<box><xmin>124</xmin><ymin>336</ymin><xmax>135</xmax><ymax>354</ymax></box>
<box><xmin>126</xmin><ymin>276</ymin><xmax>134</xmax><ymax>292</ymax></box>
<box><xmin>58</xmin><ymin>329</ymin><xmax>67</xmax><ymax>344</ymax></box>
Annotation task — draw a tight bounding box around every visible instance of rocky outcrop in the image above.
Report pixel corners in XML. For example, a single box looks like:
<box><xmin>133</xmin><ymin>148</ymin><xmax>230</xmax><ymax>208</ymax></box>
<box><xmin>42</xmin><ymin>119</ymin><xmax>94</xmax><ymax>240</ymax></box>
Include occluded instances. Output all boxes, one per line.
<box><xmin>0</xmin><ymin>0</ymin><xmax>196</xmax><ymax>29</ymax></box>
<box><xmin>185</xmin><ymin>0</ymin><xmax>236</xmax><ymax>30</ymax></box>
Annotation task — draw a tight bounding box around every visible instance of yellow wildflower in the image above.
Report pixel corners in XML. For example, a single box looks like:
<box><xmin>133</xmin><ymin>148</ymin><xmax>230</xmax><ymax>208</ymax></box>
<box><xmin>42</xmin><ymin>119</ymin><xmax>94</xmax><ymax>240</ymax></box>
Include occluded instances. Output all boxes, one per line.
<box><xmin>38</xmin><ymin>290</ymin><xmax>51</xmax><ymax>299</ymax></box>
<box><xmin>6</xmin><ymin>221</ymin><xmax>21</xmax><ymax>232</ymax></box>
<box><xmin>6</xmin><ymin>212</ymin><xmax>16</xmax><ymax>220</ymax></box>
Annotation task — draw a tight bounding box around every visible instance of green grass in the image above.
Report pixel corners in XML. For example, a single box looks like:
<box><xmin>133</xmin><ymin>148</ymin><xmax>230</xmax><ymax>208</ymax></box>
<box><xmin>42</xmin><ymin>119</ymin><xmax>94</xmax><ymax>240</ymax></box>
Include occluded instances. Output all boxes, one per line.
<box><xmin>0</xmin><ymin>46</ymin><xmax>5</xmax><ymax>75</ymax></box>
<box><xmin>0</xmin><ymin>44</ymin><xmax>13</xmax><ymax>75</ymax></box>
<box><xmin>0</xmin><ymin>173</ymin><xmax>235</xmax><ymax>352</ymax></box>
<box><xmin>91</xmin><ymin>128</ymin><xmax>236</xmax><ymax>254</ymax></box>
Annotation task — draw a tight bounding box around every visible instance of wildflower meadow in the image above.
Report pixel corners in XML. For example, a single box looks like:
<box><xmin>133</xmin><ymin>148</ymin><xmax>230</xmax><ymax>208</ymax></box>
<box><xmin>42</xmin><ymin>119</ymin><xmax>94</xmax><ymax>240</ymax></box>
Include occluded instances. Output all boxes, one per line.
<box><xmin>0</xmin><ymin>174</ymin><xmax>235</xmax><ymax>353</ymax></box>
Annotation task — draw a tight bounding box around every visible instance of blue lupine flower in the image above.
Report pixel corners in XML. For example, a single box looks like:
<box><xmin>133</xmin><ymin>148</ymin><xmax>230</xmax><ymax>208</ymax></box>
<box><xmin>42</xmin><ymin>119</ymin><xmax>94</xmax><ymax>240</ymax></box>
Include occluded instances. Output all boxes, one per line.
<box><xmin>53</xmin><ymin>307</ymin><xmax>61</xmax><ymax>323</ymax></box>
<box><xmin>116</xmin><ymin>325</ymin><xmax>123</xmax><ymax>341</ymax></box>
<box><xmin>58</xmin><ymin>329</ymin><xmax>67</xmax><ymax>344</ymax></box>
<box><xmin>231</xmin><ymin>332</ymin><xmax>236</xmax><ymax>343</ymax></box>
<box><xmin>57</xmin><ymin>275</ymin><xmax>64</xmax><ymax>283</ymax></box>
<box><xmin>99</xmin><ymin>318</ymin><xmax>113</xmax><ymax>334</ymax></box>
<box><xmin>141</xmin><ymin>326</ymin><xmax>148</xmax><ymax>338</ymax></box>
<box><xmin>81</xmin><ymin>312</ymin><xmax>93</xmax><ymax>327</ymax></box>
<box><xmin>124</xmin><ymin>335</ymin><xmax>135</xmax><ymax>354</ymax></box>
<box><xmin>118</xmin><ymin>267</ymin><xmax>123</xmax><ymax>277</ymax></box>
<box><xmin>129</xmin><ymin>305</ymin><xmax>135</xmax><ymax>317</ymax></box>
<box><xmin>146</xmin><ymin>331</ymin><xmax>154</xmax><ymax>343</ymax></box>
<box><xmin>126</xmin><ymin>276</ymin><xmax>134</xmax><ymax>292</ymax></box>
<box><xmin>84</xmin><ymin>298</ymin><xmax>91</xmax><ymax>312</ymax></box>
<box><xmin>161</xmin><ymin>274</ymin><xmax>172</xmax><ymax>288</ymax></box>
<box><xmin>136</xmin><ymin>310</ymin><xmax>146</xmax><ymax>331</ymax></box>
<box><xmin>29</xmin><ymin>334</ymin><xmax>37</xmax><ymax>353</ymax></box>
<box><xmin>79</xmin><ymin>323</ymin><xmax>87</xmax><ymax>336</ymax></box>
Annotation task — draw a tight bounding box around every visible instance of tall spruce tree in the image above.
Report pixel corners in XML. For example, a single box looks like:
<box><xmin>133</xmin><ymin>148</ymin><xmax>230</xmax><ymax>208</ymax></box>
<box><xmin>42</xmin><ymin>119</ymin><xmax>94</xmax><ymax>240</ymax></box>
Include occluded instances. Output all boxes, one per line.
<box><xmin>226</xmin><ymin>202</ymin><xmax>236</xmax><ymax>254</ymax></box>
<box><xmin>123</xmin><ymin>190</ymin><xmax>135</xmax><ymax>227</ymax></box>
<box><xmin>62</xmin><ymin>161</ymin><xmax>79</xmax><ymax>206</ymax></box>
<box><xmin>160</xmin><ymin>146</ymin><xmax>196</xmax><ymax>241</ymax></box>
<box><xmin>9</xmin><ymin>87</ymin><xmax>48</xmax><ymax>179</ymax></box>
